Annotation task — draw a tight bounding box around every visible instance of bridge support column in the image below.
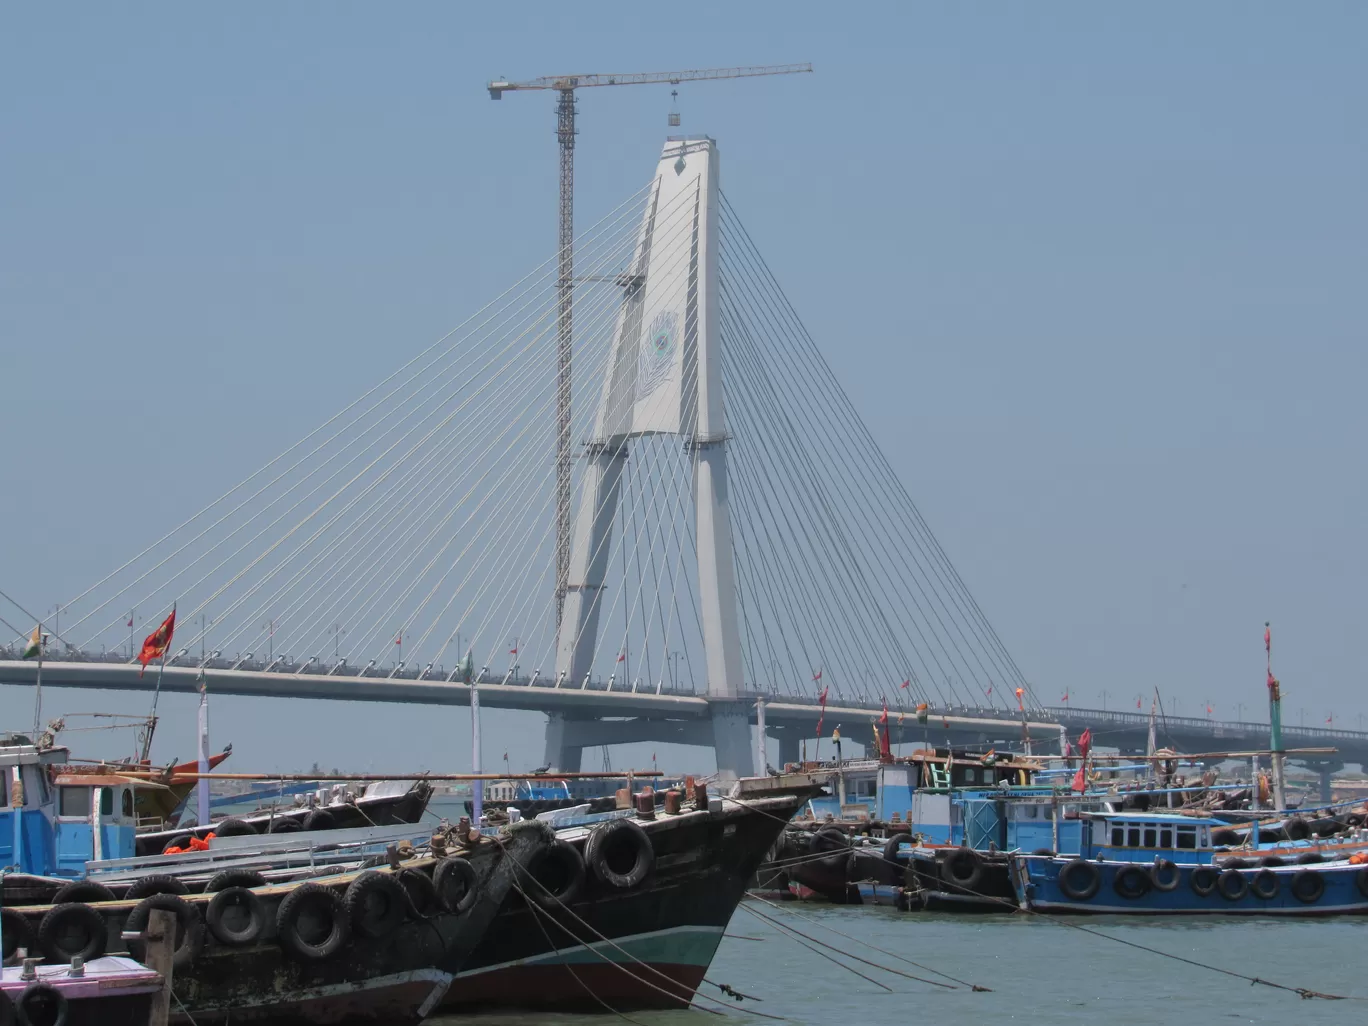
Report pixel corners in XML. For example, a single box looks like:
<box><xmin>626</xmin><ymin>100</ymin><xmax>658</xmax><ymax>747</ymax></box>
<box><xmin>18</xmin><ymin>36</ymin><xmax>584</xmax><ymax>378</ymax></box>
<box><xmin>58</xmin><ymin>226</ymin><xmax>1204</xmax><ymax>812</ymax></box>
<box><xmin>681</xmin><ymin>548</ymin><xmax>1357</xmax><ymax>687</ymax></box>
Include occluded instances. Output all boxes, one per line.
<box><xmin>709</xmin><ymin>699</ymin><xmax>754</xmax><ymax>783</ymax></box>
<box><xmin>543</xmin><ymin>712</ymin><xmax>584</xmax><ymax>773</ymax></box>
<box><xmin>1320</xmin><ymin>766</ymin><xmax>1333</xmax><ymax>805</ymax></box>
<box><xmin>776</xmin><ymin>730</ymin><xmax>800</xmax><ymax>769</ymax></box>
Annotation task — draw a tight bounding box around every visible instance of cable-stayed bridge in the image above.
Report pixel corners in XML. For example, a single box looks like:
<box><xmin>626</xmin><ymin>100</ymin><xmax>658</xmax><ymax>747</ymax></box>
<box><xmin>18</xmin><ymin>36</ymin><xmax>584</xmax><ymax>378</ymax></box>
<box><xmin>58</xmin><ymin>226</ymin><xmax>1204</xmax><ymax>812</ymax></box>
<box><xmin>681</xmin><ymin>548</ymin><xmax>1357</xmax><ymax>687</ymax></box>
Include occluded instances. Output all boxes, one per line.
<box><xmin>2</xmin><ymin>137</ymin><xmax>1359</xmax><ymax>780</ymax></box>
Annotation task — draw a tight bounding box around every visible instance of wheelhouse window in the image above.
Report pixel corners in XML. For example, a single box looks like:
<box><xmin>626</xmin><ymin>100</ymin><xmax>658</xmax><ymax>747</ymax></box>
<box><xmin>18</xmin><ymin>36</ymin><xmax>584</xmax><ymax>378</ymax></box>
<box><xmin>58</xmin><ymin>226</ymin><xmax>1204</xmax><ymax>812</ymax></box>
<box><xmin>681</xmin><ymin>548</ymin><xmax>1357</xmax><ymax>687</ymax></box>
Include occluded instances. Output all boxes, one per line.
<box><xmin>1111</xmin><ymin>826</ymin><xmax>1124</xmax><ymax>846</ymax></box>
<box><xmin>122</xmin><ymin>789</ymin><xmax>134</xmax><ymax>817</ymax></box>
<box><xmin>1127</xmin><ymin>827</ymin><xmax>1141</xmax><ymax>847</ymax></box>
<box><xmin>59</xmin><ymin>786</ymin><xmax>91</xmax><ymax>818</ymax></box>
<box><xmin>1176</xmin><ymin>827</ymin><xmax>1197</xmax><ymax>850</ymax></box>
<box><xmin>100</xmin><ymin>788</ymin><xmax>114</xmax><ymax>816</ymax></box>
<box><xmin>1143</xmin><ymin>828</ymin><xmax>1157</xmax><ymax>847</ymax></box>
<box><xmin>1160</xmin><ymin>829</ymin><xmax>1172</xmax><ymax>848</ymax></box>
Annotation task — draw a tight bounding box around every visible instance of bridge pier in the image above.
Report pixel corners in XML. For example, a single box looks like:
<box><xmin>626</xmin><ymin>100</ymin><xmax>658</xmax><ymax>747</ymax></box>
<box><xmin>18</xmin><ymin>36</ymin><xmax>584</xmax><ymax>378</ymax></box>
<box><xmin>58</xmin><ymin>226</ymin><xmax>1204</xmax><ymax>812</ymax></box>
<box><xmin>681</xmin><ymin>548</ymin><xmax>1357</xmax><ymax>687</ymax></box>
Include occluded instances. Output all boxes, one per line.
<box><xmin>776</xmin><ymin>729</ymin><xmax>800</xmax><ymax>769</ymax></box>
<box><xmin>709</xmin><ymin>699</ymin><xmax>755</xmax><ymax>783</ymax></box>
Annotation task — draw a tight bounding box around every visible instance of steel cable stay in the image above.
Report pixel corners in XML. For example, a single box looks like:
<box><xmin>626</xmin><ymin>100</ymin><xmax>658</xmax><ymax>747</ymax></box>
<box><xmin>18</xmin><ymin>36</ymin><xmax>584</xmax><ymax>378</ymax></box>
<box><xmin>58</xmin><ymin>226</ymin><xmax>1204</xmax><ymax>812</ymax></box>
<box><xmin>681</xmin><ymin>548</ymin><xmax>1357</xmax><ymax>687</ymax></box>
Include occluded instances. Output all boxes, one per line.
<box><xmin>718</xmin><ymin>205</ymin><xmax>1029</xmax><ymax>713</ymax></box>
<box><xmin>719</xmin><ymin>197</ymin><xmax>1034</xmax><ymax>708</ymax></box>
<box><xmin>722</xmin><ymin>205</ymin><xmax>1028</xmax><ymax>711</ymax></box>
<box><xmin>157</xmin><ymin>199</ymin><xmax>652</xmax><ymax>665</ymax></box>
<box><xmin>722</xmin><ymin>314</ymin><xmax>926</xmax><ymax>712</ymax></box>
<box><xmin>64</xmin><ymin>182</ymin><xmax>658</xmax><ymax>647</ymax></box>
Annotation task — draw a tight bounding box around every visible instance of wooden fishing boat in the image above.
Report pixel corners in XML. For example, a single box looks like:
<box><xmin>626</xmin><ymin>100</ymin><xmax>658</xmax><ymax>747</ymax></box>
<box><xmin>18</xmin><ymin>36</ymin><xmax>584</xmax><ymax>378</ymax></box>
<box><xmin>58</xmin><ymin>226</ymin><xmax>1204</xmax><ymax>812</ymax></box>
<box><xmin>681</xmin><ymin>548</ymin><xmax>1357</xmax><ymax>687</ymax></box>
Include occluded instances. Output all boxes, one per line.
<box><xmin>0</xmin><ymin>957</ymin><xmax>163</xmax><ymax>1026</ymax></box>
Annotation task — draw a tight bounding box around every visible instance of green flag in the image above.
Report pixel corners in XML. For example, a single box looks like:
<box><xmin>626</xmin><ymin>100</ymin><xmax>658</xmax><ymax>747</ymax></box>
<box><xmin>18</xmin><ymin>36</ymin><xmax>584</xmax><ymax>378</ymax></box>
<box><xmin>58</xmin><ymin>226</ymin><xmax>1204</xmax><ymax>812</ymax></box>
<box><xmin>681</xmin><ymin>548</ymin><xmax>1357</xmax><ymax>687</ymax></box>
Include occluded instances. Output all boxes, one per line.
<box><xmin>459</xmin><ymin>649</ymin><xmax>474</xmax><ymax>685</ymax></box>
<box><xmin>21</xmin><ymin>625</ymin><xmax>42</xmax><ymax>660</ymax></box>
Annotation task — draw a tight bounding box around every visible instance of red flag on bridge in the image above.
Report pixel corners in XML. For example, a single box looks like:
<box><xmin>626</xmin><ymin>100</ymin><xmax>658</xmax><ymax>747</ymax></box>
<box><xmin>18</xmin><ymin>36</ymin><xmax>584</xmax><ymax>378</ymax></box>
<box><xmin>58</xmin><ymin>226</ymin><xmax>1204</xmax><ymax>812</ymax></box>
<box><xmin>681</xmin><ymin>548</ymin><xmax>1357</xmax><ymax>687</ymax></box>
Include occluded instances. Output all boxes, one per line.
<box><xmin>815</xmin><ymin>685</ymin><xmax>829</xmax><ymax>737</ymax></box>
<box><xmin>137</xmin><ymin>607</ymin><xmax>177</xmax><ymax>677</ymax></box>
<box><xmin>1265</xmin><ymin>624</ymin><xmax>1271</xmax><ymax>655</ymax></box>
<box><xmin>900</xmin><ymin>679</ymin><xmax>910</xmax><ymax>689</ymax></box>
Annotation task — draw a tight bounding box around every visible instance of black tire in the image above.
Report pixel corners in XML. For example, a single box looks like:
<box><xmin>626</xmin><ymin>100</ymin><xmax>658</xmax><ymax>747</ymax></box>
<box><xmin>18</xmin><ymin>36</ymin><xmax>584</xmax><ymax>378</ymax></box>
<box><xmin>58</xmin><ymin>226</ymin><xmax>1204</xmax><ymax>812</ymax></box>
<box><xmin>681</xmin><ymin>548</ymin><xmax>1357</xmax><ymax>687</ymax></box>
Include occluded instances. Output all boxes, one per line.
<box><xmin>37</xmin><ymin>904</ymin><xmax>107</xmax><ymax>963</ymax></box>
<box><xmin>126</xmin><ymin>894</ymin><xmax>204</xmax><ymax>970</ymax></box>
<box><xmin>1113</xmin><ymin>865</ymin><xmax>1151</xmax><ymax>901</ymax></box>
<box><xmin>276</xmin><ymin>883</ymin><xmax>350</xmax><ymax>962</ymax></box>
<box><xmin>1150</xmin><ymin>858</ymin><xmax>1180</xmax><ymax>893</ymax></box>
<box><xmin>1296</xmin><ymin>852</ymin><xmax>1325</xmax><ymax>865</ymax></box>
<box><xmin>1309</xmin><ymin>817</ymin><xmax>1342</xmax><ymax>838</ymax></box>
<box><xmin>1250</xmin><ymin>869</ymin><xmax>1279</xmax><ymax>900</ymax></box>
<box><xmin>214</xmin><ymin>817</ymin><xmax>256</xmax><ymax>837</ymax></box>
<box><xmin>51</xmin><ymin>881</ymin><xmax>116</xmax><ymax>905</ymax></box>
<box><xmin>268</xmin><ymin>817</ymin><xmax>303</xmax><ymax>834</ymax></box>
<box><xmin>1031</xmin><ymin>848</ymin><xmax>1057</xmax><ymax>857</ymax></box>
<box><xmin>0</xmin><ymin>989</ymin><xmax>13</xmax><ymax>1026</ymax></box>
<box><xmin>125</xmin><ymin>875</ymin><xmax>189</xmax><ymax>901</ymax></box>
<box><xmin>303</xmin><ymin>809</ymin><xmax>337</xmax><ymax>832</ymax></box>
<box><xmin>809</xmin><ymin>827</ymin><xmax>850</xmax><ymax>869</ymax></box>
<box><xmin>344</xmin><ymin>872</ymin><xmax>408</xmax><ymax>940</ymax></box>
<box><xmin>1219</xmin><ymin>857</ymin><xmax>1251</xmax><ymax>871</ymax></box>
<box><xmin>434</xmin><ymin>856</ymin><xmax>481</xmax><ymax>914</ymax></box>
<box><xmin>1259</xmin><ymin>855</ymin><xmax>1286</xmax><ymax>868</ymax></box>
<box><xmin>398</xmin><ymin>868</ymin><xmax>439</xmax><ymax>917</ymax></box>
<box><xmin>1057</xmin><ymin>859</ymin><xmax>1101</xmax><ymax>901</ymax></box>
<box><xmin>1284</xmin><ymin>818</ymin><xmax>1311</xmax><ymax>841</ymax></box>
<box><xmin>1</xmin><ymin>909</ymin><xmax>32</xmax><ymax>962</ymax></box>
<box><xmin>162</xmin><ymin>833</ymin><xmax>194</xmax><ymax>854</ymax></box>
<box><xmin>206</xmin><ymin>869</ymin><xmax>267</xmax><ymax>893</ymax></box>
<box><xmin>206</xmin><ymin>887</ymin><xmax>267</xmax><ymax>946</ymax></box>
<box><xmin>1291</xmin><ymin>870</ymin><xmax>1325</xmax><ymax>904</ymax></box>
<box><xmin>1347</xmin><ymin>813</ymin><xmax>1365</xmax><ymax>827</ymax></box>
<box><xmin>17</xmin><ymin>983</ymin><xmax>66</xmax><ymax>1026</ymax></box>
<box><xmin>523</xmin><ymin>842</ymin><xmax>583</xmax><ymax>910</ymax></box>
<box><xmin>585</xmin><ymin>819</ymin><xmax>655</xmax><ymax>890</ymax></box>
<box><xmin>1217</xmin><ymin>869</ymin><xmax>1248</xmax><ymax>901</ymax></box>
<box><xmin>1211</xmin><ymin>829</ymin><xmax>1240</xmax><ymax>846</ymax></box>
<box><xmin>1356</xmin><ymin>867</ymin><xmax>1368</xmax><ymax>899</ymax></box>
<box><xmin>942</xmin><ymin>848</ymin><xmax>983</xmax><ymax>892</ymax></box>
<box><xmin>1190</xmin><ymin>867</ymin><xmax>1218</xmax><ymax>897</ymax></box>
<box><xmin>882</xmin><ymin>833</ymin><xmax>912</xmax><ymax>865</ymax></box>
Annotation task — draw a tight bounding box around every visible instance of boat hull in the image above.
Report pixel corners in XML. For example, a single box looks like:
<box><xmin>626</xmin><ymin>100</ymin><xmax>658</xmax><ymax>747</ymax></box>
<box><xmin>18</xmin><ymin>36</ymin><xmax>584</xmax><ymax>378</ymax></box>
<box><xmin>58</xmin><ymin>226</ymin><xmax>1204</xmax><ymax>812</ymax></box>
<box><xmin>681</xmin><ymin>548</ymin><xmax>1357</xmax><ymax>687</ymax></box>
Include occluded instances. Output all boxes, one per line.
<box><xmin>441</xmin><ymin>793</ymin><xmax>808</xmax><ymax>1012</ymax></box>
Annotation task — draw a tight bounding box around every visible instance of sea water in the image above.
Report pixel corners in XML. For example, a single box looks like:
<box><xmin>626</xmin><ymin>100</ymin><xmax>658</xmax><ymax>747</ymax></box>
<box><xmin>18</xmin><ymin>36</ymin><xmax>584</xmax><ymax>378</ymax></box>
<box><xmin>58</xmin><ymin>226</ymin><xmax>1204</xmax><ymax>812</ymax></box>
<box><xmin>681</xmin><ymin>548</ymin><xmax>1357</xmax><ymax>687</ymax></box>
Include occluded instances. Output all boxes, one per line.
<box><xmin>427</xmin><ymin>902</ymin><xmax>1368</xmax><ymax>1026</ymax></box>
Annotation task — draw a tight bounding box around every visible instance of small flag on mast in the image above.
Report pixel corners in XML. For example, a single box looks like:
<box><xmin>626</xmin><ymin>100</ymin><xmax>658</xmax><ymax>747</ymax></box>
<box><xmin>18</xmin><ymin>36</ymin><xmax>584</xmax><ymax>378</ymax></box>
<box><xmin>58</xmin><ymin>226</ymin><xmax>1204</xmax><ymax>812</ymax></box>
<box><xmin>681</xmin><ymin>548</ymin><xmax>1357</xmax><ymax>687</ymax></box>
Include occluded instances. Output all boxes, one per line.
<box><xmin>21</xmin><ymin>625</ymin><xmax>42</xmax><ymax>660</ymax></box>
<box><xmin>137</xmin><ymin>608</ymin><xmax>177</xmax><ymax>678</ymax></box>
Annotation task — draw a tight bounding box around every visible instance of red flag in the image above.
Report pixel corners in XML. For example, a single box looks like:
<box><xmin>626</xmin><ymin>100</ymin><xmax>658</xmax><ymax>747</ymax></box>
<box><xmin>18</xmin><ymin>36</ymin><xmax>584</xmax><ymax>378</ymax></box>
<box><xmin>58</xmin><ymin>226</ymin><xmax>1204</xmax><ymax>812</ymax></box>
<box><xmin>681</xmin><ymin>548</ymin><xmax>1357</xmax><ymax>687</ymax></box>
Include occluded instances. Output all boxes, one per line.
<box><xmin>818</xmin><ymin>685</ymin><xmax>829</xmax><ymax>708</ymax></box>
<box><xmin>1071</xmin><ymin>728</ymin><xmax>1092</xmax><ymax>792</ymax></box>
<box><xmin>509</xmin><ymin>646</ymin><xmax>518</xmax><ymax>655</ymax></box>
<box><xmin>137</xmin><ymin>608</ymin><xmax>177</xmax><ymax>677</ymax></box>
<box><xmin>812</xmin><ymin>669</ymin><xmax>822</xmax><ymax>682</ymax></box>
<box><xmin>1015</xmin><ymin>687</ymin><xmax>1025</xmax><ymax>711</ymax></box>
<box><xmin>816</xmin><ymin>685</ymin><xmax>830</xmax><ymax>737</ymax></box>
<box><xmin>985</xmin><ymin>685</ymin><xmax>993</xmax><ymax>698</ymax></box>
<box><xmin>394</xmin><ymin>632</ymin><xmax>402</xmax><ymax>645</ymax></box>
<box><xmin>879</xmin><ymin>698</ymin><xmax>889</xmax><ymax>725</ymax></box>
<box><xmin>1206</xmin><ymin>704</ymin><xmax>1213</xmax><ymax>715</ymax></box>
<box><xmin>126</xmin><ymin>615</ymin><xmax>133</xmax><ymax>627</ymax></box>
<box><xmin>900</xmin><ymin>679</ymin><xmax>910</xmax><ymax>689</ymax></box>
<box><xmin>1327</xmin><ymin>715</ymin><xmax>1333</xmax><ymax>725</ymax></box>
<box><xmin>616</xmin><ymin>651</ymin><xmax>626</xmax><ymax>663</ymax></box>
<box><xmin>1061</xmin><ymin>691</ymin><xmax>1070</xmax><ymax>703</ymax></box>
<box><xmin>1264</xmin><ymin>624</ymin><xmax>1271</xmax><ymax>654</ymax></box>
<box><xmin>1137</xmin><ymin>697</ymin><xmax>1142</xmax><ymax>710</ymax></box>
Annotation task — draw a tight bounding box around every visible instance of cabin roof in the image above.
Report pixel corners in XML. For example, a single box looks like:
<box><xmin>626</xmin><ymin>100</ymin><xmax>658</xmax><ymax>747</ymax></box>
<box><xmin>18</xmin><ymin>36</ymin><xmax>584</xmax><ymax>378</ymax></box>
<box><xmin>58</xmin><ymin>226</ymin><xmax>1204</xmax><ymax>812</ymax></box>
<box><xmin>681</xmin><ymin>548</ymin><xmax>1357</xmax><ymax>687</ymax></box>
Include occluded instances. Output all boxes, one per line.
<box><xmin>53</xmin><ymin>772</ymin><xmax>173</xmax><ymax>792</ymax></box>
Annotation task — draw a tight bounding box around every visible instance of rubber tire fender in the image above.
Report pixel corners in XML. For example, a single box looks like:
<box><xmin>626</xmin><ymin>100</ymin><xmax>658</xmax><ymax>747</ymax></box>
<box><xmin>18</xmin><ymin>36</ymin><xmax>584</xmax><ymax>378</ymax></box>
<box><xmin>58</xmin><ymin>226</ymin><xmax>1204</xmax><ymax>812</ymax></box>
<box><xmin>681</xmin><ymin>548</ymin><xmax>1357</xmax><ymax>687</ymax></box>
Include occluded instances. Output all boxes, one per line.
<box><xmin>37</xmin><ymin>903</ymin><xmax>107</xmax><ymax>964</ymax></box>
<box><xmin>585</xmin><ymin>818</ymin><xmax>655</xmax><ymax>890</ymax></box>
<box><xmin>1250</xmin><ymin>869</ymin><xmax>1279</xmax><ymax>900</ymax></box>
<box><xmin>398</xmin><ymin>868</ymin><xmax>439</xmax><ymax>917</ymax></box>
<box><xmin>344</xmin><ymin>872</ymin><xmax>409</xmax><ymax>939</ymax></box>
<box><xmin>1259</xmin><ymin>855</ymin><xmax>1286</xmax><ymax>868</ymax></box>
<box><xmin>17</xmin><ymin>983</ymin><xmax>67</xmax><ymax>1026</ymax></box>
<box><xmin>214</xmin><ymin>817</ymin><xmax>256</xmax><ymax>837</ymax></box>
<box><xmin>882</xmin><ymin>833</ymin><xmax>912</xmax><ymax>866</ymax></box>
<box><xmin>276</xmin><ymin>883</ymin><xmax>350</xmax><ymax>962</ymax></box>
<box><xmin>1217</xmin><ymin>869</ymin><xmax>1248</xmax><ymax>902</ymax></box>
<box><xmin>1290</xmin><ymin>870</ymin><xmax>1325</xmax><ymax>904</ymax></box>
<box><xmin>524</xmin><ymin>841</ymin><xmax>585</xmax><ymax>910</ymax></box>
<box><xmin>434</xmin><ymin>856</ymin><xmax>482</xmax><ymax>914</ymax></box>
<box><xmin>942</xmin><ymin>847</ymin><xmax>983</xmax><ymax>892</ymax></box>
<box><xmin>51</xmin><ymin>881</ymin><xmax>116</xmax><ymax>905</ymax></box>
<box><xmin>1356</xmin><ymin>866</ymin><xmax>1368</xmax><ymax>899</ymax></box>
<box><xmin>302</xmin><ymin>809</ymin><xmax>337</xmax><ymax>832</ymax></box>
<box><xmin>809</xmin><ymin>827</ymin><xmax>850</xmax><ymax>870</ymax></box>
<box><xmin>0</xmin><ymin>909</ymin><xmax>32</xmax><ymax>963</ymax></box>
<box><xmin>1219</xmin><ymin>857</ymin><xmax>1251</xmax><ymax>871</ymax></box>
<box><xmin>1149</xmin><ymin>858</ymin><xmax>1180</xmax><ymax>893</ymax></box>
<box><xmin>205</xmin><ymin>887</ymin><xmax>267</xmax><ymax>947</ymax></box>
<box><xmin>1210</xmin><ymin>829</ymin><xmax>1240</xmax><ymax>847</ymax></box>
<box><xmin>1031</xmin><ymin>848</ymin><xmax>1057</xmax><ymax>857</ymax></box>
<box><xmin>1283</xmin><ymin>818</ymin><xmax>1311</xmax><ymax>841</ymax></box>
<box><xmin>0</xmin><ymin>988</ymin><xmax>14</xmax><ymax>1026</ymax></box>
<box><xmin>1296</xmin><ymin>852</ymin><xmax>1325</xmax><ymax>865</ymax></box>
<box><xmin>206</xmin><ymin>869</ymin><xmax>267</xmax><ymax>893</ymax></box>
<box><xmin>1112</xmin><ymin>865</ymin><xmax>1152</xmax><ymax>901</ymax></box>
<box><xmin>1057</xmin><ymin>859</ymin><xmax>1101</xmax><ymax>902</ymax></box>
<box><xmin>268</xmin><ymin>817</ymin><xmax>303</xmax><ymax>834</ymax></box>
<box><xmin>1190</xmin><ymin>866</ymin><xmax>1218</xmax><ymax>897</ymax></box>
<box><xmin>126</xmin><ymin>894</ymin><xmax>204</xmax><ymax>970</ymax></box>
<box><xmin>125</xmin><ymin>875</ymin><xmax>189</xmax><ymax>901</ymax></box>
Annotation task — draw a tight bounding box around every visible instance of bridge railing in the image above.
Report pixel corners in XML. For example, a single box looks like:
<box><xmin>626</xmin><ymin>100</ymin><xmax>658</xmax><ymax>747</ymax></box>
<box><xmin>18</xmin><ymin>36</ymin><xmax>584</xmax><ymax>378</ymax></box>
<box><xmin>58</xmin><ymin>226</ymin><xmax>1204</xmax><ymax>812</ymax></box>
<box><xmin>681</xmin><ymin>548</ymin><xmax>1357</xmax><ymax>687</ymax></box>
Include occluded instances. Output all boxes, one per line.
<box><xmin>1043</xmin><ymin>705</ymin><xmax>1368</xmax><ymax>743</ymax></box>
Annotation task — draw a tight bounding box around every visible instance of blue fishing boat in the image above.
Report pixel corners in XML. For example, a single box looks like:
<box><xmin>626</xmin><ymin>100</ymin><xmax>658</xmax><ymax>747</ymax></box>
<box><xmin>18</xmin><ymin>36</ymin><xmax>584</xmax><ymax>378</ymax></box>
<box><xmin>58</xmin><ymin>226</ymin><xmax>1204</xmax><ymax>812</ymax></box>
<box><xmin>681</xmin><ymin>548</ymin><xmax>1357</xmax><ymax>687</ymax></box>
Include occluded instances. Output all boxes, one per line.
<box><xmin>1011</xmin><ymin>810</ymin><xmax>1368</xmax><ymax>914</ymax></box>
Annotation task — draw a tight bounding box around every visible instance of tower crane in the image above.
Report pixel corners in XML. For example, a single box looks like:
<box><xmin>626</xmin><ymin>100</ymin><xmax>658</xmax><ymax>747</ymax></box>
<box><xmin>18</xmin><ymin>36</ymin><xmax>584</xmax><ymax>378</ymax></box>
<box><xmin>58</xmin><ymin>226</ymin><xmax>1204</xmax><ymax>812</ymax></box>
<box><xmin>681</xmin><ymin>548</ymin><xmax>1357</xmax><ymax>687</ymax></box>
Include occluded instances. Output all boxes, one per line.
<box><xmin>487</xmin><ymin>64</ymin><xmax>813</xmax><ymax>634</ymax></box>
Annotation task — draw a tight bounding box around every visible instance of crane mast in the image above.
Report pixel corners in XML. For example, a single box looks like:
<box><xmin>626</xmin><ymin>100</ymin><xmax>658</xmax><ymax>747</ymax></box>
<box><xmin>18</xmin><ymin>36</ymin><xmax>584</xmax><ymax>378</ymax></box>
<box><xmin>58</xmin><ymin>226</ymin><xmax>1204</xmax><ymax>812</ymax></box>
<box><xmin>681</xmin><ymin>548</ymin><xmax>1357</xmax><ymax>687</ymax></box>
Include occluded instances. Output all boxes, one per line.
<box><xmin>487</xmin><ymin>63</ymin><xmax>813</xmax><ymax>638</ymax></box>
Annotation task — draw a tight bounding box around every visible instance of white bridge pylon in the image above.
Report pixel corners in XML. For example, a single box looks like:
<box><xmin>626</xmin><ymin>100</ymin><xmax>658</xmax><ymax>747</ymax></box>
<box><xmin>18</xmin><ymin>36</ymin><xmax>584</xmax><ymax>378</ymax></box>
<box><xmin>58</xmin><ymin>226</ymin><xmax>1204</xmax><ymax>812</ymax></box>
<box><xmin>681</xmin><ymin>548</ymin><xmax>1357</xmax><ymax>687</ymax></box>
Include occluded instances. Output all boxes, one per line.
<box><xmin>552</xmin><ymin>137</ymin><xmax>753</xmax><ymax>777</ymax></box>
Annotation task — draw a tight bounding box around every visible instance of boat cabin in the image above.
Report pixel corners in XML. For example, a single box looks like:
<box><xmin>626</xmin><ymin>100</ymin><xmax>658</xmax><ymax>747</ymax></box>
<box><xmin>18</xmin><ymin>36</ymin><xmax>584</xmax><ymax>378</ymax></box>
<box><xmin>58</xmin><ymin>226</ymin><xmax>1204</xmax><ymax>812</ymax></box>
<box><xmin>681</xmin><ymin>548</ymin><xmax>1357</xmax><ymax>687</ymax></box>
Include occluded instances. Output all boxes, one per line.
<box><xmin>1076</xmin><ymin>812</ymin><xmax>1215</xmax><ymax>863</ymax></box>
<box><xmin>0</xmin><ymin>740</ymin><xmax>172</xmax><ymax>877</ymax></box>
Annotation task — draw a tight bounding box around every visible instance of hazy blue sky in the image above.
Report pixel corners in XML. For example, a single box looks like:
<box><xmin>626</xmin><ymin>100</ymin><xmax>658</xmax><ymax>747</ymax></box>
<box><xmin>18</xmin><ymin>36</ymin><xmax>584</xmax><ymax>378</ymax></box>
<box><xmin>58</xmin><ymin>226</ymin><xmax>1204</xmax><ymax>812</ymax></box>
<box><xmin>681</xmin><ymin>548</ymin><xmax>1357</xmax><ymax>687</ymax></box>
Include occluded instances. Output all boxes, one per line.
<box><xmin>2</xmin><ymin>4</ymin><xmax>1364</xmax><ymax>772</ymax></box>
